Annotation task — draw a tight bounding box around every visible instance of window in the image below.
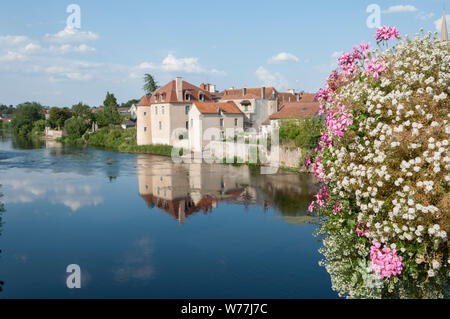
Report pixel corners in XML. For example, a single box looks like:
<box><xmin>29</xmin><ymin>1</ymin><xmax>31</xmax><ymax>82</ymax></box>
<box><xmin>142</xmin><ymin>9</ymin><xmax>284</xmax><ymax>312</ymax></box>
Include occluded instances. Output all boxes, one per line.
<box><xmin>199</xmin><ymin>94</ymin><xmax>204</xmax><ymax>102</ymax></box>
<box><xmin>155</xmin><ymin>95</ymin><xmax>158</xmax><ymax>103</ymax></box>
<box><xmin>162</xmin><ymin>106</ymin><xmax>165</xmax><ymax>115</ymax></box>
<box><xmin>159</xmin><ymin>121</ymin><xmax>162</xmax><ymax>130</ymax></box>
<box><xmin>186</xmin><ymin>121</ymin><xmax>189</xmax><ymax>129</ymax></box>
<box><xmin>245</xmin><ymin>105</ymin><xmax>248</xmax><ymax>112</ymax></box>
<box><xmin>155</xmin><ymin>106</ymin><xmax>158</xmax><ymax>115</ymax></box>
<box><xmin>186</xmin><ymin>94</ymin><xmax>191</xmax><ymax>101</ymax></box>
<box><xmin>144</xmin><ymin>127</ymin><xmax>147</xmax><ymax>132</ymax></box>
<box><xmin>161</xmin><ymin>94</ymin><xmax>165</xmax><ymax>102</ymax></box>
<box><xmin>144</xmin><ymin>112</ymin><xmax>147</xmax><ymax>116</ymax></box>
<box><xmin>220</xmin><ymin>118</ymin><xmax>224</xmax><ymax>127</ymax></box>
<box><xmin>234</xmin><ymin>118</ymin><xmax>238</xmax><ymax>126</ymax></box>
<box><xmin>185</xmin><ymin>105</ymin><xmax>189</xmax><ymax>115</ymax></box>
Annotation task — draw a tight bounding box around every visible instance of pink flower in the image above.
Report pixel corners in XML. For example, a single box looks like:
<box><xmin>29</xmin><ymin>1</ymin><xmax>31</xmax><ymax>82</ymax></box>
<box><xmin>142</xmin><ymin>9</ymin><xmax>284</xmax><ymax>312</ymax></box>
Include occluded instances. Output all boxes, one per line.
<box><xmin>304</xmin><ymin>152</ymin><xmax>312</xmax><ymax>169</ymax></box>
<box><xmin>370</xmin><ymin>241</ymin><xmax>404</xmax><ymax>279</ymax></box>
<box><xmin>333</xmin><ymin>200</ymin><xmax>342</xmax><ymax>215</ymax></box>
<box><xmin>366</xmin><ymin>57</ymin><xmax>387</xmax><ymax>79</ymax></box>
<box><xmin>315</xmin><ymin>185</ymin><xmax>330</xmax><ymax>207</ymax></box>
<box><xmin>308</xmin><ymin>201</ymin><xmax>315</xmax><ymax>213</ymax></box>
<box><xmin>359</xmin><ymin>41</ymin><xmax>370</xmax><ymax>58</ymax></box>
<box><xmin>375</xmin><ymin>26</ymin><xmax>400</xmax><ymax>42</ymax></box>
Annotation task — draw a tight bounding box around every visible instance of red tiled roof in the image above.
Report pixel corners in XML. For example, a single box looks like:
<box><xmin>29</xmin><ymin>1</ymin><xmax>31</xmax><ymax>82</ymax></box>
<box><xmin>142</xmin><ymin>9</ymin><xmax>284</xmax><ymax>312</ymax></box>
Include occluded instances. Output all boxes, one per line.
<box><xmin>221</xmin><ymin>87</ymin><xmax>278</xmax><ymax>100</ymax></box>
<box><xmin>194</xmin><ymin>102</ymin><xmax>244</xmax><ymax>115</ymax></box>
<box><xmin>266</xmin><ymin>102</ymin><xmax>320</xmax><ymax>121</ymax></box>
<box><xmin>148</xmin><ymin>80</ymin><xmax>213</xmax><ymax>104</ymax></box>
<box><xmin>137</xmin><ymin>95</ymin><xmax>151</xmax><ymax>106</ymax></box>
<box><xmin>299</xmin><ymin>93</ymin><xmax>317</xmax><ymax>103</ymax></box>
<box><xmin>277</xmin><ymin>92</ymin><xmax>298</xmax><ymax>103</ymax></box>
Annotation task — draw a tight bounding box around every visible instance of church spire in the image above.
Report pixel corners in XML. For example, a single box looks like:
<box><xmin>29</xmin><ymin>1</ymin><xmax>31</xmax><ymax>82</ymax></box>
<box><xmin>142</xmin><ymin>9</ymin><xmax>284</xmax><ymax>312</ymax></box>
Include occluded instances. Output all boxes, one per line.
<box><xmin>441</xmin><ymin>9</ymin><xmax>448</xmax><ymax>41</ymax></box>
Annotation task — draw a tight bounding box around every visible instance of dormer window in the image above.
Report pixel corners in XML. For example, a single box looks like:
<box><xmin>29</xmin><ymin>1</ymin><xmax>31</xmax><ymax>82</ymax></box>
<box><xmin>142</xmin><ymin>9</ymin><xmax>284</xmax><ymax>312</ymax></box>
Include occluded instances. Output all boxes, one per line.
<box><xmin>161</xmin><ymin>94</ymin><xmax>165</xmax><ymax>102</ymax></box>
<box><xmin>155</xmin><ymin>95</ymin><xmax>158</xmax><ymax>103</ymax></box>
<box><xmin>199</xmin><ymin>93</ymin><xmax>205</xmax><ymax>102</ymax></box>
<box><xmin>185</xmin><ymin>94</ymin><xmax>191</xmax><ymax>101</ymax></box>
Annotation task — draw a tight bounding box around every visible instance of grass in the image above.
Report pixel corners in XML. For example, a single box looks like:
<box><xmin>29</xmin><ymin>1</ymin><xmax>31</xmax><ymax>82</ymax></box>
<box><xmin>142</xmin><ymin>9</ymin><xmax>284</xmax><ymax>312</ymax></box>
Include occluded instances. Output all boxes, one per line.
<box><xmin>83</xmin><ymin>126</ymin><xmax>173</xmax><ymax>156</ymax></box>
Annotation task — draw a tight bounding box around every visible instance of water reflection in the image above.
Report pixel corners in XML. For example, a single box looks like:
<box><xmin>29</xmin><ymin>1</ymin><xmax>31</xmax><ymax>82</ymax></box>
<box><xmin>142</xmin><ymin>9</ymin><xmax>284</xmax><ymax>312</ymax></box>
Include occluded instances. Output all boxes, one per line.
<box><xmin>0</xmin><ymin>184</ymin><xmax>5</xmax><ymax>292</ymax></box>
<box><xmin>137</xmin><ymin>155</ymin><xmax>317</xmax><ymax>224</ymax></box>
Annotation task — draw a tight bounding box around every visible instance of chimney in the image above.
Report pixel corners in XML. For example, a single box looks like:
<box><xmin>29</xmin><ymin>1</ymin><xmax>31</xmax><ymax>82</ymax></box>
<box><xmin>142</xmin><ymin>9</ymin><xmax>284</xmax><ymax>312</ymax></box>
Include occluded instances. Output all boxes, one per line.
<box><xmin>287</xmin><ymin>89</ymin><xmax>295</xmax><ymax>94</ymax></box>
<box><xmin>261</xmin><ymin>87</ymin><xmax>266</xmax><ymax>99</ymax></box>
<box><xmin>176</xmin><ymin>77</ymin><xmax>183</xmax><ymax>101</ymax></box>
<box><xmin>209</xmin><ymin>84</ymin><xmax>216</xmax><ymax>93</ymax></box>
<box><xmin>296</xmin><ymin>93</ymin><xmax>300</xmax><ymax>102</ymax></box>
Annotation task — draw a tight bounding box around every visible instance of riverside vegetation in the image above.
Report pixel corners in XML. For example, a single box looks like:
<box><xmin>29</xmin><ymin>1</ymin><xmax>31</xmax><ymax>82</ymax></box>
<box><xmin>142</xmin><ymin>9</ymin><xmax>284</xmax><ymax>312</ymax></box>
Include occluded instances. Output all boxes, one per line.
<box><xmin>306</xmin><ymin>27</ymin><xmax>449</xmax><ymax>298</ymax></box>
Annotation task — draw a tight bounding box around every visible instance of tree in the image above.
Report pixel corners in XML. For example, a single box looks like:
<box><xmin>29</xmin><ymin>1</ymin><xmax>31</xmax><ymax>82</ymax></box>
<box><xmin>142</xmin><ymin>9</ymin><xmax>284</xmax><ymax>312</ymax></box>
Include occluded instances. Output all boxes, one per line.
<box><xmin>11</xmin><ymin>102</ymin><xmax>44</xmax><ymax>135</ymax></box>
<box><xmin>93</xmin><ymin>110</ymin><xmax>108</xmax><ymax>128</ymax></box>
<box><xmin>143</xmin><ymin>74</ymin><xmax>159</xmax><ymax>97</ymax></box>
<box><xmin>103</xmin><ymin>92</ymin><xmax>120</xmax><ymax>125</ymax></box>
<box><xmin>48</xmin><ymin>107</ymin><xmax>73</xmax><ymax>129</ymax></box>
<box><xmin>120</xmin><ymin>99</ymin><xmax>140</xmax><ymax>109</ymax></box>
<box><xmin>0</xmin><ymin>104</ymin><xmax>14</xmax><ymax>116</ymax></box>
<box><xmin>72</xmin><ymin>102</ymin><xmax>93</xmax><ymax>124</ymax></box>
<box><xmin>64</xmin><ymin>116</ymin><xmax>88</xmax><ymax>139</ymax></box>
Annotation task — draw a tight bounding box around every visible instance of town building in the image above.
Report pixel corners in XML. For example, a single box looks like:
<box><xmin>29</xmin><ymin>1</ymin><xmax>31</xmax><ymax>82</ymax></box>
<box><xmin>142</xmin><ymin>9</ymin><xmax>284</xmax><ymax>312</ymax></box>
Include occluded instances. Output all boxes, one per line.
<box><xmin>441</xmin><ymin>10</ymin><xmax>448</xmax><ymax>42</ymax></box>
<box><xmin>261</xmin><ymin>100</ymin><xmax>321</xmax><ymax>137</ymax></box>
<box><xmin>136</xmin><ymin>77</ymin><xmax>213</xmax><ymax>146</ymax></box>
<box><xmin>188</xmin><ymin>102</ymin><xmax>245</xmax><ymax>152</ymax></box>
<box><xmin>219</xmin><ymin>87</ymin><xmax>299</xmax><ymax>130</ymax></box>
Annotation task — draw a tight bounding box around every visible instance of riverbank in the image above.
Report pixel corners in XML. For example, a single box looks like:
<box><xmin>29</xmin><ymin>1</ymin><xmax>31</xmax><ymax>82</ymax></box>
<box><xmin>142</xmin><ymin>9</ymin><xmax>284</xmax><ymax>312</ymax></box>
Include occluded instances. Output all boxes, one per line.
<box><xmin>56</xmin><ymin>126</ymin><xmax>307</xmax><ymax>173</ymax></box>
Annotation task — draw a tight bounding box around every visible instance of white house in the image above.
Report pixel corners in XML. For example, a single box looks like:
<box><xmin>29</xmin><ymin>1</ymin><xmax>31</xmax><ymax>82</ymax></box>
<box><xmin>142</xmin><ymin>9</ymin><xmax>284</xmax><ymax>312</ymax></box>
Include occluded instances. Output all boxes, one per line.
<box><xmin>188</xmin><ymin>102</ymin><xmax>244</xmax><ymax>152</ymax></box>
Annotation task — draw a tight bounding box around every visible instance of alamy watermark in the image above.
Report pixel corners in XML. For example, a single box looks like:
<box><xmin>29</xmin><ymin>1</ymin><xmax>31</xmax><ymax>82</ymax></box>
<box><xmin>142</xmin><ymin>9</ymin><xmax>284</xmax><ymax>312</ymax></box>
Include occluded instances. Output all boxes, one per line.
<box><xmin>66</xmin><ymin>264</ymin><xmax>81</xmax><ymax>289</ymax></box>
<box><xmin>170</xmin><ymin>126</ymin><xmax>280</xmax><ymax>175</ymax></box>
<box><xmin>66</xmin><ymin>4</ymin><xmax>81</xmax><ymax>29</ymax></box>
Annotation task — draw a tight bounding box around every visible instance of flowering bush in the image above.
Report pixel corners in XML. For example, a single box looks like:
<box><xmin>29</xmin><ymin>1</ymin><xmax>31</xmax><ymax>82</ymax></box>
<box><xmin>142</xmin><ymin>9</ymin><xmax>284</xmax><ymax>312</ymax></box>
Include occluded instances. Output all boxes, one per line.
<box><xmin>309</xmin><ymin>27</ymin><xmax>449</xmax><ymax>298</ymax></box>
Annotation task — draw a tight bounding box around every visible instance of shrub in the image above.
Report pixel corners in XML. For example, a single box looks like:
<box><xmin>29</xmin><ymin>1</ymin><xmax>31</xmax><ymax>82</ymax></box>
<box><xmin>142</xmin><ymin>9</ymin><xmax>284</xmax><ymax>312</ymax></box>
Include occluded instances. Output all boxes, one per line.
<box><xmin>11</xmin><ymin>102</ymin><xmax>44</xmax><ymax>135</ymax></box>
<box><xmin>64</xmin><ymin>116</ymin><xmax>88</xmax><ymax>139</ymax></box>
<box><xmin>307</xmin><ymin>28</ymin><xmax>449</xmax><ymax>298</ymax></box>
<box><xmin>279</xmin><ymin>117</ymin><xmax>323</xmax><ymax>149</ymax></box>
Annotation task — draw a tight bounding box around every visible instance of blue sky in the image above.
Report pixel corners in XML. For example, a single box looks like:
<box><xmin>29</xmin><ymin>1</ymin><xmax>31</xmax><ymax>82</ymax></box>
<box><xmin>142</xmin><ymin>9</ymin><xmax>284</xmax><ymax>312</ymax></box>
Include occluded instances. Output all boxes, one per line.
<box><xmin>0</xmin><ymin>0</ymin><xmax>448</xmax><ymax>107</ymax></box>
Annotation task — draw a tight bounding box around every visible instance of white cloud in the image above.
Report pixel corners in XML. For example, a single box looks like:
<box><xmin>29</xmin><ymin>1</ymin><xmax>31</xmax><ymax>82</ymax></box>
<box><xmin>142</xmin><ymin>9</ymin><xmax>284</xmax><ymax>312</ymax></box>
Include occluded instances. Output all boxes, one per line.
<box><xmin>137</xmin><ymin>53</ymin><xmax>225</xmax><ymax>75</ymax></box>
<box><xmin>0</xmin><ymin>51</ymin><xmax>26</xmax><ymax>62</ymax></box>
<box><xmin>382</xmin><ymin>5</ymin><xmax>418</xmax><ymax>14</ymax></box>
<box><xmin>44</xmin><ymin>26</ymin><xmax>99</xmax><ymax>43</ymax></box>
<box><xmin>255</xmin><ymin>66</ymin><xmax>289</xmax><ymax>90</ymax></box>
<box><xmin>417</xmin><ymin>11</ymin><xmax>434</xmax><ymax>20</ymax></box>
<box><xmin>434</xmin><ymin>14</ymin><xmax>450</xmax><ymax>32</ymax></box>
<box><xmin>0</xmin><ymin>35</ymin><xmax>30</xmax><ymax>46</ymax></box>
<box><xmin>268</xmin><ymin>52</ymin><xmax>299</xmax><ymax>64</ymax></box>
<box><xmin>50</xmin><ymin>44</ymin><xmax>96</xmax><ymax>54</ymax></box>
<box><xmin>331</xmin><ymin>51</ymin><xmax>343</xmax><ymax>58</ymax></box>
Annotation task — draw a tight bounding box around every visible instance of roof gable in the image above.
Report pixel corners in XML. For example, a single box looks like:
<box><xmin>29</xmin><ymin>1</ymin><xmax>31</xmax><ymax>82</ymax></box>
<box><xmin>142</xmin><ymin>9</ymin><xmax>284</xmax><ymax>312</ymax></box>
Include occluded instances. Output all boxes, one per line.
<box><xmin>194</xmin><ymin>102</ymin><xmax>244</xmax><ymax>115</ymax></box>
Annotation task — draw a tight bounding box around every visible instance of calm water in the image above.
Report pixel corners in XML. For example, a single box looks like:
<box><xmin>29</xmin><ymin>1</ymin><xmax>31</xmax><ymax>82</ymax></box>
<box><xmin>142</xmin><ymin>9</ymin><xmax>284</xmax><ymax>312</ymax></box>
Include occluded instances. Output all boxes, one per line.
<box><xmin>0</xmin><ymin>134</ymin><xmax>337</xmax><ymax>298</ymax></box>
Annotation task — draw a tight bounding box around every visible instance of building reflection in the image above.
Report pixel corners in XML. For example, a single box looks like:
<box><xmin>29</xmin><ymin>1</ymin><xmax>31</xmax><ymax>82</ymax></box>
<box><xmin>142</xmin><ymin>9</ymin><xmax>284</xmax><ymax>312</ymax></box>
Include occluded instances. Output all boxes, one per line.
<box><xmin>137</xmin><ymin>155</ymin><xmax>318</xmax><ymax>224</ymax></box>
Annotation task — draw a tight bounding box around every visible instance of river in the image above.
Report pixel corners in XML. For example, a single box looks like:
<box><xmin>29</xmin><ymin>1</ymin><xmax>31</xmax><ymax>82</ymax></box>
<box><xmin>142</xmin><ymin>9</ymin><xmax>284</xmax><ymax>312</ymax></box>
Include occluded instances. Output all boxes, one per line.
<box><xmin>0</xmin><ymin>134</ymin><xmax>337</xmax><ymax>298</ymax></box>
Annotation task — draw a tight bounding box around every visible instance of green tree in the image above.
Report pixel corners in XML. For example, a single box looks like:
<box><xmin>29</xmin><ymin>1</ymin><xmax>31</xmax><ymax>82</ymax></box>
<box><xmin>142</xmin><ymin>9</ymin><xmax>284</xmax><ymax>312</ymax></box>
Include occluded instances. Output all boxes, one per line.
<box><xmin>48</xmin><ymin>107</ymin><xmax>73</xmax><ymax>129</ymax></box>
<box><xmin>103</xmin><ymin>92</ymin><xmax>120</xmax><ymax>125</ymax></box>
<box><xmin>143</xmin><ymin>74</ymin><xmax>159</xmax><ymax>97</ymax></box>
<box><xmin>72</xmin><ymin>102</ymin><xmax>93</xmax><ymax>124</ymax></box>
<box><xmin>64</xmin><ymin>116</ymin><xmax>88</xmax><ymax>139</ymax></box>
<box><xmin>0</xmin><ymin>104</ymin><xmax>15</xmax><ymax>116</ymax></box>
<box><xmin>11</xmin><ymin>102</ymin><xmax>44</xmax><ymax>135</ymax></box>
<box><xmin>120</xmin><ymin>99</ymin><xmax>140</xmax><ymax>109</ymax></box>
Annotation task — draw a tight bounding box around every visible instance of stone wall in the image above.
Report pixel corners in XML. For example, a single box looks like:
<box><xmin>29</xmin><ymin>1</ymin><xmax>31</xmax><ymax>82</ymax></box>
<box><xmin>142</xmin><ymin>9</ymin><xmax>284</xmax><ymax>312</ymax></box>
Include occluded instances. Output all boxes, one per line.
<box><xmin>207</xmin><ymin>141</ymin><xmax>304</xmax><ymax>170</ymax></box>
<box><xmin>44</xmin><ymin>127</ymin><xmax>63</xmax><ymax>139</ymax></box>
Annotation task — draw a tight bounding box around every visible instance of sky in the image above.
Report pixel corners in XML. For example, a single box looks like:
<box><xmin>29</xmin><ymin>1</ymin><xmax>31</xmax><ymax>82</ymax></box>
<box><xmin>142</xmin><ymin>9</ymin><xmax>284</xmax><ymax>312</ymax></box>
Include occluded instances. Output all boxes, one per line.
<box><xmin>0</xmin><ymin>0</ymin><xmax>448</xmax><ymax>107</ymax></box>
